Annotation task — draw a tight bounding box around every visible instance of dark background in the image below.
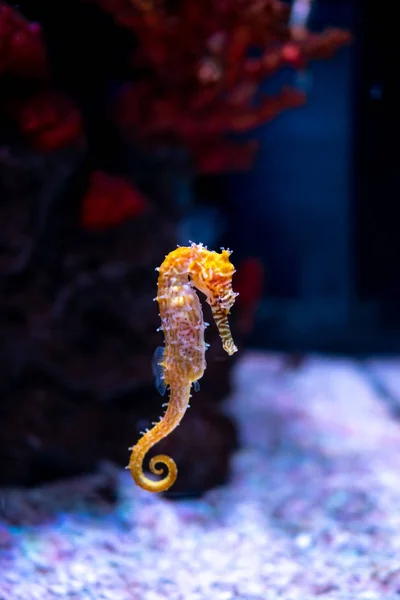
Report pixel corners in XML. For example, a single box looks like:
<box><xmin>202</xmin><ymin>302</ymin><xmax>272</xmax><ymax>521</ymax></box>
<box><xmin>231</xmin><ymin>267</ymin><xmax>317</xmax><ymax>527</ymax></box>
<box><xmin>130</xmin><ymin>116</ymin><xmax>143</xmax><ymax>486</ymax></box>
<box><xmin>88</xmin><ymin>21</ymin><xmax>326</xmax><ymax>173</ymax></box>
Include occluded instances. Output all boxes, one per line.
<box><xmin>222</xmin><ymin>0</ymin><xmax>399</xmax><ymax>353</ymax></box>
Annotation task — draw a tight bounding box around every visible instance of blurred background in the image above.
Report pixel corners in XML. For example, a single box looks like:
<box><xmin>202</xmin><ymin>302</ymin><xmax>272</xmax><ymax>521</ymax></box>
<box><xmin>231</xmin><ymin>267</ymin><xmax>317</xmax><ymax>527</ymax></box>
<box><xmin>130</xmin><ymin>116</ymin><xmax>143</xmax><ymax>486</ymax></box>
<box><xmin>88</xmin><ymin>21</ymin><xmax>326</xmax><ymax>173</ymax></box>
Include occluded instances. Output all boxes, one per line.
<box><xmin>212</xmin><ymin>0</ymin><xmax>398</xmax><ymax>354</ymax></box>
<box><xmin>4</xmin><ymin>5</ymin><xmax>400</xmax><ymax>598</ymax></box>
<box><xmin>0</xmin><ymin>0</ymin><xmax>397</xmax><ymax>496</ymax></box>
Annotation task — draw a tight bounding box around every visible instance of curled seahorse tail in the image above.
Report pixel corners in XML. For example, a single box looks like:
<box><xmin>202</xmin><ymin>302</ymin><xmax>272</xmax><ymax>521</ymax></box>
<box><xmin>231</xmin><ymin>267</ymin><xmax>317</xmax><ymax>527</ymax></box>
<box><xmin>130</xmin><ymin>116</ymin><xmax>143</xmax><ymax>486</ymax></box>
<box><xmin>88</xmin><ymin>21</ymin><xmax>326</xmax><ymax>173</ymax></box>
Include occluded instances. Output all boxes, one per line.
<box><xmin>128</xmin><ymin>382</ymin><xmax>191</xmax><ymax>493</ymax></box>
<box><xmin>128</xmin><ymin>441</ymin><xmax>177</xmax><ymax>493</ymax></box>
<box><xmin>150</xmin><ymin>454</ymin><xmax>177</xmax><ymax>483</ymax></box>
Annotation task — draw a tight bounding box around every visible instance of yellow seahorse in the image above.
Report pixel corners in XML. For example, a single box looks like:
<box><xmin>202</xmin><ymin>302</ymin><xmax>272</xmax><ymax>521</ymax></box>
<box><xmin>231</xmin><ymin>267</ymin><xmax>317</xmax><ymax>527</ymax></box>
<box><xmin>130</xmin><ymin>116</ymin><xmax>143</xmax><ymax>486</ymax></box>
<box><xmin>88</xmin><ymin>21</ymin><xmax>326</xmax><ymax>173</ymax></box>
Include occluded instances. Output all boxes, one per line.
<box><xmin>128</xmin><ymin>242</ymin><xmax>238</xmax><ymax>492</ymax></box>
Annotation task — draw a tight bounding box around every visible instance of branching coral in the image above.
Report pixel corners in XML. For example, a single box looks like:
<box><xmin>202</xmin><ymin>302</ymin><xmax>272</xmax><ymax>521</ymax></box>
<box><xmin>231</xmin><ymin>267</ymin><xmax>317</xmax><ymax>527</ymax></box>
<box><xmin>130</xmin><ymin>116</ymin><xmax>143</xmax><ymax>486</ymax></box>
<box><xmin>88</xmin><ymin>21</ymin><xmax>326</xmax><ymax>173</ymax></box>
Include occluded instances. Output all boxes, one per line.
<box><xmin>0</xmin><ymin>1</ymin><xmax>351</xmax><ymax>220</ymax></box>
<box><xmin>83</xmin><ymin>0</ymin><xmax>351</xmax><ymax>173</ymax></box>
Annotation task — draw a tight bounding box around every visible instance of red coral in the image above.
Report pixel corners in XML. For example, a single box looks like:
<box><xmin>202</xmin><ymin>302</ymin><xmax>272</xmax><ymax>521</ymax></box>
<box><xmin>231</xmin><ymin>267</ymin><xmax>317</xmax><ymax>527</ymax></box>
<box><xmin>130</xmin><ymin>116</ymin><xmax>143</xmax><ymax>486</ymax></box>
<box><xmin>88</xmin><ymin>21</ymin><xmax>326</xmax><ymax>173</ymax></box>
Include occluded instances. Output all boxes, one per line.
<box><xmin>84</xmin><ymin>0</ymin><xmax>351</xmax><ymax>173</ymax></box>
<box><xmin>0</xmin><ymin>3</ymin><xmax>48</xmax><ymax>79</ymax></box>
<box><xmin>0</xmin><ymin>6</ymin><xmax>82</xmax><ymax>153</ymax></box>
<box><xmin>81</xmin><ymin>171</ymin><xmax>149</xmax><ymax>230</ymax></box>
<box><xmin>12</xmin><ymin>91</ymin><xmax>84</xmax><ymax>152</ymax></box>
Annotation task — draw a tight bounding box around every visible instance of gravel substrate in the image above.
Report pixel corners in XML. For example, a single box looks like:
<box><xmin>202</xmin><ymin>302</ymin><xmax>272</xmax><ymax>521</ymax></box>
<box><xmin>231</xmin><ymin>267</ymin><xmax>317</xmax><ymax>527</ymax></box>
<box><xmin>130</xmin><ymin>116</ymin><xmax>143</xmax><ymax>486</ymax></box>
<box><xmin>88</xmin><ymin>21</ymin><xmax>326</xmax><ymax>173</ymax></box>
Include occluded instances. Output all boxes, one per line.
<box><xmin>2</xmin><ymin>352</ymin><xmax>400</xmax><ymax>599</ymax></box>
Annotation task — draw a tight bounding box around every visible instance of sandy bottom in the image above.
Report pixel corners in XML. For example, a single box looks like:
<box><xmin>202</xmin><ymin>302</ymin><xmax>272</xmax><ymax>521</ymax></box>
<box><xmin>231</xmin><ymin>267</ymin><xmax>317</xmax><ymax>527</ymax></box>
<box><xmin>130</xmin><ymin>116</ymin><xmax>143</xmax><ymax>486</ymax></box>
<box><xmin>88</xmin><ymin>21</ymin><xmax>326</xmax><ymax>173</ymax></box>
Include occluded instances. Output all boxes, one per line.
<box><xmin>2</xmin><ymin>352</ymin><xmax>400</xmax><ymax>599</ymax></box>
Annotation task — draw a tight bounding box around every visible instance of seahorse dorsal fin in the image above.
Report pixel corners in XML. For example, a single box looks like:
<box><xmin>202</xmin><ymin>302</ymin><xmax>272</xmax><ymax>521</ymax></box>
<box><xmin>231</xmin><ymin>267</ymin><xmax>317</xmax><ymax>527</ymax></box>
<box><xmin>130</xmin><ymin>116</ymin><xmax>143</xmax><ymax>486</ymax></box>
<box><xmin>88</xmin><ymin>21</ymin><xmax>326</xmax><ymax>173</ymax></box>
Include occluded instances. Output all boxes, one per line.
<box><xmin>152</xmin><ymin>346</ymin><xmax>167</xmax><ymax>396</ymax></box>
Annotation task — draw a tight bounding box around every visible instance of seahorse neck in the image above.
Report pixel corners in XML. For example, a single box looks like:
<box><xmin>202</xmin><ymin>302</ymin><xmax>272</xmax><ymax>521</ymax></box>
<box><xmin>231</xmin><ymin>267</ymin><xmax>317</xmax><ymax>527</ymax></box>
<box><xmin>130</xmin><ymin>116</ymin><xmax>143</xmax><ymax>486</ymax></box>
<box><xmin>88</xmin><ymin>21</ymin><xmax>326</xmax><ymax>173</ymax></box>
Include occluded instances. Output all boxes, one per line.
<box><xmin>158</xmin><ymin>246</ymin><xmax>196</xmax><ymax>289</ymax></box>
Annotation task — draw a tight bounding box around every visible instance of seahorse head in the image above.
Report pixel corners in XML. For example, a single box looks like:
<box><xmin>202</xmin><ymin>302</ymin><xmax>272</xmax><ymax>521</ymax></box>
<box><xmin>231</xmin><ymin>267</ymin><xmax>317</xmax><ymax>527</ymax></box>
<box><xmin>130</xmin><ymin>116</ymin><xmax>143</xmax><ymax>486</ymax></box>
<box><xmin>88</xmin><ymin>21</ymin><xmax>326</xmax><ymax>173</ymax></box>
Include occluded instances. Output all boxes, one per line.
<box><xmin>190</xmin><ymin>244</ymin><xmax>238</xmax><ymax>355</ymax></box>
<box><xmin>190</xmin><ymin>246</ymin><xmax>237</xmax><ymax>309</ymax></box>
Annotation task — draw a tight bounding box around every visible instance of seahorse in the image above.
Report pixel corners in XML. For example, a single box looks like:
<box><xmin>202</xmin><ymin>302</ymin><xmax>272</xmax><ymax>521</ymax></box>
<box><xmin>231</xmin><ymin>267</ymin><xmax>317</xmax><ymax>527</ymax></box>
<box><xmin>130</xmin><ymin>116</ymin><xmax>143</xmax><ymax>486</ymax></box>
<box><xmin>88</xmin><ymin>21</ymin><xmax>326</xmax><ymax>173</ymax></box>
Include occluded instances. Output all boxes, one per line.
<box><xmin>128</xmin><ymin>241</ymin><xmax>238</xmax><ymax>492</ymax></box>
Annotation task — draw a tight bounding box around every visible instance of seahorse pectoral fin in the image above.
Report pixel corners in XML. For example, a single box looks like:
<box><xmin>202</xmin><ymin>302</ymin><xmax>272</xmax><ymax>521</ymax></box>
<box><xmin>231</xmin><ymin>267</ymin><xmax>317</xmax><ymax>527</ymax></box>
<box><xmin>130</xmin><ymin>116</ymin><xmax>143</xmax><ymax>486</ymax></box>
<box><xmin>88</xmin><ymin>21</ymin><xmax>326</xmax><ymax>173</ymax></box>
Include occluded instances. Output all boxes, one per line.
<box><xmin>152</xmin><ymin>346</ymin><xmax>167</xmax><ymax>396</ymax></box>
<box><xmin>193</xmin><ymin>380</ymin><xmax>200</xmax><ymax>392</ymax></box>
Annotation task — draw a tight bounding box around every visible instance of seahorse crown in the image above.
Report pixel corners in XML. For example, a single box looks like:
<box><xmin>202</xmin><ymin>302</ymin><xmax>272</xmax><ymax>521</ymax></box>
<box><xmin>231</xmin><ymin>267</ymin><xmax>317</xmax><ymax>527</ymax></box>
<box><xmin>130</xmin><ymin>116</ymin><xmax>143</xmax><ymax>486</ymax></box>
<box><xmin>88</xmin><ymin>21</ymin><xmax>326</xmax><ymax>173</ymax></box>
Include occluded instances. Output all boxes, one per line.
<box><xmin>190</xmin><ymin>246</ymin><xmax>238</xmax><ymax>312</ymax></box>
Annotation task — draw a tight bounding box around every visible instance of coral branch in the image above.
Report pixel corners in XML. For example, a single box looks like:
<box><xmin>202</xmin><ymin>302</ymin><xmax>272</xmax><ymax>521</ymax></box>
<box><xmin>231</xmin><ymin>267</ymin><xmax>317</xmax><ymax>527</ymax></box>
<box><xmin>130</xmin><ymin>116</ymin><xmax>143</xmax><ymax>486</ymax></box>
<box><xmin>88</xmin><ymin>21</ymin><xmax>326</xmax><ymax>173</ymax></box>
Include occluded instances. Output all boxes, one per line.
<box><xmin>84</xmin><ymin>0</ymin><xmax>351</xmax><ymax>173</ymax></box>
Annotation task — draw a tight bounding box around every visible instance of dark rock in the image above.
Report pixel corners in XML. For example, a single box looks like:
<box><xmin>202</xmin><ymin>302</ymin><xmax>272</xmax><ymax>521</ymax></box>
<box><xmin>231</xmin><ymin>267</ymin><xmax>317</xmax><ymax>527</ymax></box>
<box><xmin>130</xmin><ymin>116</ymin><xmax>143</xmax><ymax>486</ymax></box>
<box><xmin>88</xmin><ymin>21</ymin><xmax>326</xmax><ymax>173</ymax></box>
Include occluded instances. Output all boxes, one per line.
<box><xmin>0</xmin><ymin>142</ymin><xmax>241</xmax><ymax>493</ymax></box>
